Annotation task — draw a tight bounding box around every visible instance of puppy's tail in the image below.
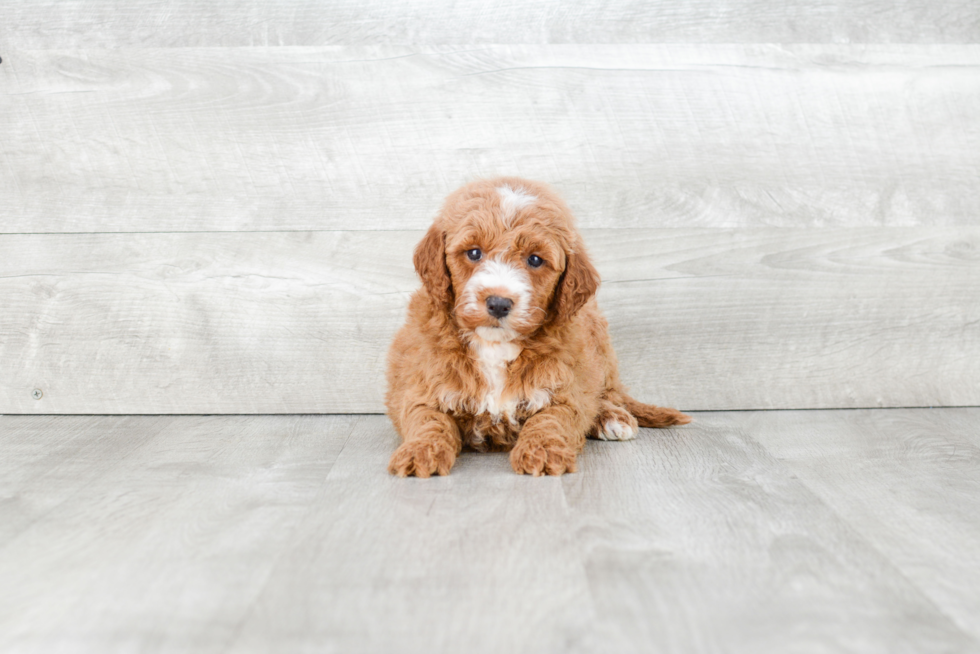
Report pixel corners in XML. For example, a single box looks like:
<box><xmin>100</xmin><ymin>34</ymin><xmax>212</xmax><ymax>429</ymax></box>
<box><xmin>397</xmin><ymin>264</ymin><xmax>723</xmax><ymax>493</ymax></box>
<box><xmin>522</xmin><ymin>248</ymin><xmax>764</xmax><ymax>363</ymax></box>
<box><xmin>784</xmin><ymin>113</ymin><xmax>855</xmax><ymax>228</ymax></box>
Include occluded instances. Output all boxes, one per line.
<box><xmin>623</xmin><ymin>396</ymin><xmax>692</xmax><ymax>428</ymax></box>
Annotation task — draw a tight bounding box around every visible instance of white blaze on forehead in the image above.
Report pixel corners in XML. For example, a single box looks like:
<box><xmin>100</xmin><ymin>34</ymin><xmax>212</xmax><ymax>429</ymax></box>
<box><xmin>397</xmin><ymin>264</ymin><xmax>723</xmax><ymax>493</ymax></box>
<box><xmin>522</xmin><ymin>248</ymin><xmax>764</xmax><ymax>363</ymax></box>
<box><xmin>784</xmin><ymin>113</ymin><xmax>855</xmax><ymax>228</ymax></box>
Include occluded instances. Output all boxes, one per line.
<box><xmin>496</xmin><ymin>185</ymin><xmax>537</xmax><ymax>225</ymax></box>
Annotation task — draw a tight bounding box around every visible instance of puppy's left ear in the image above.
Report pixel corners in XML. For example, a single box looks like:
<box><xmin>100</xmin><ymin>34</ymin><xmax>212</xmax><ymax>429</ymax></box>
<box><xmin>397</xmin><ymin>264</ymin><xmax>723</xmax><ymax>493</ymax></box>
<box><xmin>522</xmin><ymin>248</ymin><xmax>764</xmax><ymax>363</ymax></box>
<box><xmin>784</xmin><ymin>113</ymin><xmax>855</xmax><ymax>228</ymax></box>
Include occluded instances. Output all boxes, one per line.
<box><xmin>413</xmin><ymin>223</ymin><xmax>453</xmax><ymax>307</ymax></box>
<box><xmin>551</xmin><ymin>243</ymin><xmax>600</xmax><ymax>323</ymax></box>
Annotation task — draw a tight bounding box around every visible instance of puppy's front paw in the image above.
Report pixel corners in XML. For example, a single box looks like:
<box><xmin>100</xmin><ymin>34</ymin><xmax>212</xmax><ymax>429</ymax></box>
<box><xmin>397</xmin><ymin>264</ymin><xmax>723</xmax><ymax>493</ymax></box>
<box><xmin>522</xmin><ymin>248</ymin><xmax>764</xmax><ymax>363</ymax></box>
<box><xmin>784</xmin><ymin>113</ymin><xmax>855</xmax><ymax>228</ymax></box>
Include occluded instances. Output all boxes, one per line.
<box><xmin>510</xmin><ymin>437</ymin><xmax>577</xmax><ymax>476</ymax></box>
<box><xmin>388</xmin><ymin>438</ymin><xmax>456</xmax><ymax>478</ymax></box>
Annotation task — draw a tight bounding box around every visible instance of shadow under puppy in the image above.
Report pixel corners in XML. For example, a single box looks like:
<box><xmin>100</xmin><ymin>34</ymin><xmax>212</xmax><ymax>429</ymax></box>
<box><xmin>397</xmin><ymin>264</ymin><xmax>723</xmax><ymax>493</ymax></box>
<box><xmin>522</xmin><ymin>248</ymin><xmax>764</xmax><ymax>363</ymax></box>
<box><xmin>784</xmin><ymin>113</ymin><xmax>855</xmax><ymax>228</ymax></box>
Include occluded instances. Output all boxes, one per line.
<box><xmin>386</xmin><ymin>177</ymin><xmax>690</xmax><ymax>477</ymax></box>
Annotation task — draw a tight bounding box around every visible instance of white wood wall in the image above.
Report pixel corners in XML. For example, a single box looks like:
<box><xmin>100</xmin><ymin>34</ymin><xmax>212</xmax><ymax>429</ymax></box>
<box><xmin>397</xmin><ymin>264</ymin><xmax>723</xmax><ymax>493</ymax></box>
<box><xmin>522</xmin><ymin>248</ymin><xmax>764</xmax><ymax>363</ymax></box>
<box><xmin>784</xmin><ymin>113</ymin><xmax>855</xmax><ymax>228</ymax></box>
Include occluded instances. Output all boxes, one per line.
<box><xmin>1</xmin><ymin>4</ymin><xmax>978</xmax><ymax>413</ymax></box>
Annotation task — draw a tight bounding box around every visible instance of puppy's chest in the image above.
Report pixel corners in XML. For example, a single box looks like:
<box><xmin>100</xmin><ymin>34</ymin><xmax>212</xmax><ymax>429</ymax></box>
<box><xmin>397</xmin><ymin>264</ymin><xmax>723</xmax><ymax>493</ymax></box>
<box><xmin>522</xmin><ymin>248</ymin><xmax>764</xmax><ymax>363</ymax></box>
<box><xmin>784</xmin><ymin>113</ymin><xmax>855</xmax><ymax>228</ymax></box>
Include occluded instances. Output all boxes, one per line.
<box><xmin>471</xmin><ymin>339</ymin><xmax>522</xmax><ymax>419</ymax></box>
<box><xmin>439</xmin><ymin>339</ymin><xmax>551</xmax><ymax>448</ymax></box>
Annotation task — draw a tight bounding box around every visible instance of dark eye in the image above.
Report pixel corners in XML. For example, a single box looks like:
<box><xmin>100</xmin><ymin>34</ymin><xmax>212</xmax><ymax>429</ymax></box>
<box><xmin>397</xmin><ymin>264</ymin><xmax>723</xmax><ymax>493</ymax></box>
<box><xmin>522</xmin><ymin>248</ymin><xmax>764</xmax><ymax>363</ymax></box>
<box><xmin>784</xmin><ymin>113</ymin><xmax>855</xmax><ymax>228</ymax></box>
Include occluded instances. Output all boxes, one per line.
<box><xmin>527</xmin><ymin>254</ymin><xmax>544</xmax><ymax>268</ymax></box>
<box><xmin>466</xmin><ymin>248</ymin><xmax>482</xmax><ymax>262</ymax></box>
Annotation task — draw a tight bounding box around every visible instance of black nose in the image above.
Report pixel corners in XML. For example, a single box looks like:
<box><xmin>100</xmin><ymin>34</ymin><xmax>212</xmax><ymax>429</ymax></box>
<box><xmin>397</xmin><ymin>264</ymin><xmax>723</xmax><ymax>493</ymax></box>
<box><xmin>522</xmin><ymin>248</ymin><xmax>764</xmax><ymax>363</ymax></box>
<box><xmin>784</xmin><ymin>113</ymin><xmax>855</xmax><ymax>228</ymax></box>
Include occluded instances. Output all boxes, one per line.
<box><xmin>486</xmin><ymin>296</ymin><xmax>513</xmax><ymax>319</ymax></box>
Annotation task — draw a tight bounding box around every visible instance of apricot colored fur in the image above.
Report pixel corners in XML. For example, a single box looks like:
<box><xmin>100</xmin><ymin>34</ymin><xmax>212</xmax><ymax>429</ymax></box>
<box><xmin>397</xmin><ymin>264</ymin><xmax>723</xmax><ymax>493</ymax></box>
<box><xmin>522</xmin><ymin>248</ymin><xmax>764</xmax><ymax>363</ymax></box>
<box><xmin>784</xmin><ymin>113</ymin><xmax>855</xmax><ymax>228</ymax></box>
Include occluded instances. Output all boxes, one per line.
<box><xmin>386</xmin><ymin>177</ymin><xmax>690</xmax><ymax>477</ymax></box>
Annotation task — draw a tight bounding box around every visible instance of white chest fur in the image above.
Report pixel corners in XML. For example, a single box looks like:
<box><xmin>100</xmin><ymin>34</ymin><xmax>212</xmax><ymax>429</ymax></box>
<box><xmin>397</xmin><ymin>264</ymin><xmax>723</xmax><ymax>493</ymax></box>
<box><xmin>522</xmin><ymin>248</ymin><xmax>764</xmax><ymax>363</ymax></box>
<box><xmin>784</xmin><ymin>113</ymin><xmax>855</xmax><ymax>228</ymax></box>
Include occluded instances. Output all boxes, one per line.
<box><xmin>470</xmin><ymin>334</ymin><xmax>522</xmax><ymax>421</ymax></box>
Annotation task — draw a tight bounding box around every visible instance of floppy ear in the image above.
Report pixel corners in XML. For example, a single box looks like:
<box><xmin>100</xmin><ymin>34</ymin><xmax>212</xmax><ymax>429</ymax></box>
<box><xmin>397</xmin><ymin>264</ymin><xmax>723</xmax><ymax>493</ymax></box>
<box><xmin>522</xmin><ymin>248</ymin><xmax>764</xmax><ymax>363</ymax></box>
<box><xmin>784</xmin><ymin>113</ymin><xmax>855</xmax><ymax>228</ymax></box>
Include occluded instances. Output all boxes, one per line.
<box><xmin>413</xmin><ymin>224</ymin><xmax>453</xmax><ymax>306</ymax></box>
<box><xmin>551</xmin><ymin>245</ymin><xmax>600</xmax><ymax>323</ymax></box>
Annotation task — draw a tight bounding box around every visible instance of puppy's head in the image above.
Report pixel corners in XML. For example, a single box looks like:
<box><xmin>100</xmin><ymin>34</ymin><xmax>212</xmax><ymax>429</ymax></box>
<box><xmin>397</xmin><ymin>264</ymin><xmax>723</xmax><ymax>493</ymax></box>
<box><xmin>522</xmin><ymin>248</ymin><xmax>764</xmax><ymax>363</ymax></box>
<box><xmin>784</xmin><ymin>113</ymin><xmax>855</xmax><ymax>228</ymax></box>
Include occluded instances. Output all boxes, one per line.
<box><xmin>414</xmin><ymin>177</ymin><xmax>599</xmax><ymax>341</ymax></box>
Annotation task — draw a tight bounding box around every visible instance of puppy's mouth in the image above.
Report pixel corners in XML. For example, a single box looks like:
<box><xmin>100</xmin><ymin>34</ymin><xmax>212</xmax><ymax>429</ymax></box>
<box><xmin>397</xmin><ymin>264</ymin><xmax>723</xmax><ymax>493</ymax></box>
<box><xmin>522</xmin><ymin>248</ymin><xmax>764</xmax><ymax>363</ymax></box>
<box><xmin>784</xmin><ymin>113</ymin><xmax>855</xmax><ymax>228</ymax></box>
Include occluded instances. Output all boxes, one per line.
<box><xmin>474</xmin><ymin>325</ymin><xmax>519</xmax><ymax>342</ymax></box>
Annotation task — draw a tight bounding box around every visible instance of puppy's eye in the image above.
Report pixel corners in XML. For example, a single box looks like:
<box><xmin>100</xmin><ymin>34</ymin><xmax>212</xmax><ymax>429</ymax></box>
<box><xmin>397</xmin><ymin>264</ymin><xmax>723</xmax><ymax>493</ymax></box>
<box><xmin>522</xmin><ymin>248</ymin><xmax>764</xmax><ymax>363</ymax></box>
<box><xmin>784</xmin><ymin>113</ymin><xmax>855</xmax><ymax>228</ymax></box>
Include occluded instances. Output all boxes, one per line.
<box><xmin>527</xmin><ymin>254</ymin><xmax>544</xmax><ymax>268</ymax></box>
<box><xmin>466</xmin><ymin>248</ymin><xmax>482</xmax><ymax>262</ymax></box>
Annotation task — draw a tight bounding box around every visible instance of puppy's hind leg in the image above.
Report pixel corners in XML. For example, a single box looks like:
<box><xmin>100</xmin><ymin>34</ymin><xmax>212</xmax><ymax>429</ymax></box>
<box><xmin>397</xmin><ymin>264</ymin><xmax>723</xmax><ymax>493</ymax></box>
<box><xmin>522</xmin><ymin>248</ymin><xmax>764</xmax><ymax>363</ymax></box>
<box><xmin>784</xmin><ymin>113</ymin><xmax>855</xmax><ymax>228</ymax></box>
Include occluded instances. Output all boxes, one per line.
<box><xmin>623</xmin><ymin>394</ymin><xmax>692</xmax><ymax>428</ymax></box>
<box><xmin>591</xmin><ymin>390</ymin><xmax>692</xmax><ymax>439</ymax></box>
<box><xmin>591</xmin><ymin>398</ymin><xmax>639</xmax><ymax>441</ymax></box>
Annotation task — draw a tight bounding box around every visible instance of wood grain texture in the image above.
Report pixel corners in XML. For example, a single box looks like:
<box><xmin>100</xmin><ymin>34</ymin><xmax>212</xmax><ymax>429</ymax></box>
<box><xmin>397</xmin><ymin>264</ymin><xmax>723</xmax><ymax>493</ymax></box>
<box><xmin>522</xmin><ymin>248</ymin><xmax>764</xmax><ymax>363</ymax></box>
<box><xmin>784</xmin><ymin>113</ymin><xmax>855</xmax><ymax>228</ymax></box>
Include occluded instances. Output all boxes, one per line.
<box><xmin>2</xmin><ymin>45</ymin><xmax>979</xmax><ymax>233</ymax></box>
<box><xmin>2</xmin><ymin>411</ymin><xmax>979</xmax><ymax>652</ymax></box>
<box><xmin>749</xmin><ymin>408</ymin><xmax>980</xmax><ymax>642</ymax></box>
<box><xmin>1</xmin><ymin>228</ymin><xmax>977</xmax><ymax>413</ymax></box>
<box><xmin>561</xmin><ymin>412</ymin><xmax>979</xmax><ymax>653</ymax></box>
<box><xmin>229</xmin><ymin>417</ymin><xmax>593</xmax><ymax>653</ymax></box>
<box><xmin>0</xmin><ymin>414</ymin><xmax>357</xmax><ymax>652</ymax></box>
<box><xmin>1</xmin><ymin>0</ymin><xmax>978</xmax><ymax>47</ymax></box>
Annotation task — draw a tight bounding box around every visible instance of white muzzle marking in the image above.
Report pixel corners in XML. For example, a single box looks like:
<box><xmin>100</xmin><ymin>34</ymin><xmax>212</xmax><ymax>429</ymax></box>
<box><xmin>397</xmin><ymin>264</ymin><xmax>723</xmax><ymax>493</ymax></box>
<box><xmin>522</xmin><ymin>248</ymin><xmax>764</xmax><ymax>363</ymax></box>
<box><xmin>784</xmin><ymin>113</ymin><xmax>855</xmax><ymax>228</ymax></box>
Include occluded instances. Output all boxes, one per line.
<box><xmin>462</xmin><ymin>257</ymin><xmax>531</xmax><ymax>327</ymax></box>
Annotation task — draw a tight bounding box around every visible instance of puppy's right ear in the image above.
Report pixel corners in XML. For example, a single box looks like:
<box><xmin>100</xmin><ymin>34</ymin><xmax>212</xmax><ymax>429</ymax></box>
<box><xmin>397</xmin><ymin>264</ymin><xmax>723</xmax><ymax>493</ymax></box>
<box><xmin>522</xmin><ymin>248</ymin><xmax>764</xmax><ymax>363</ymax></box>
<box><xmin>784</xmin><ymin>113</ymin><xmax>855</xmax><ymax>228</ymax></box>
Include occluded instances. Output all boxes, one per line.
<box><xmin>549</xmin><ymin>244</ymin><xmax>600</xmax><ymax>324</ymax></box>
<box><xmin>413</xmin><ymin>224</ymin><xmax>453</xmax><ymax>306</ymax></box>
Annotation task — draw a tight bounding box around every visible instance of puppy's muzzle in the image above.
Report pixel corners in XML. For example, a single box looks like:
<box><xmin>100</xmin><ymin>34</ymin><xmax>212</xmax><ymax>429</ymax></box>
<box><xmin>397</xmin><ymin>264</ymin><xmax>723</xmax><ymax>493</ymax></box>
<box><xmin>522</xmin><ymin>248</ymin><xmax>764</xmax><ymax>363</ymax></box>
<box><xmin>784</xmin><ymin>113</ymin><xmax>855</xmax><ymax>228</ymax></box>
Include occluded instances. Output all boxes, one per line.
<box><xmin>486</xmin><ymin>296</ymin><xmax>513</xmax><ymax>319</ymax></box>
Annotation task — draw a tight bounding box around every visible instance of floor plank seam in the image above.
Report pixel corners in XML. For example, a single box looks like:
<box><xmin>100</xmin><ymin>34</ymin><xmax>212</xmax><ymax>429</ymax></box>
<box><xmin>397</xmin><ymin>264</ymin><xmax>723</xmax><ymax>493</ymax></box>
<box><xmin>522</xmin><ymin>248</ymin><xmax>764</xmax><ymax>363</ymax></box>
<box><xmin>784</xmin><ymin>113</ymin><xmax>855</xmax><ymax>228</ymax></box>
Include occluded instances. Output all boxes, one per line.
<box><xmin>748</xmin><ymin>431</ymin><xmax>980</xmax><ymax>647</ymax></box>
<box><xmin>216</xmin><ymin>416</ymin><xmax>362</xmax><ymax>652</ymax></box>
<box><xmin>5</xmin><ymin>407</ymin><xmax>980</xmax><ymax>418</ymax></box>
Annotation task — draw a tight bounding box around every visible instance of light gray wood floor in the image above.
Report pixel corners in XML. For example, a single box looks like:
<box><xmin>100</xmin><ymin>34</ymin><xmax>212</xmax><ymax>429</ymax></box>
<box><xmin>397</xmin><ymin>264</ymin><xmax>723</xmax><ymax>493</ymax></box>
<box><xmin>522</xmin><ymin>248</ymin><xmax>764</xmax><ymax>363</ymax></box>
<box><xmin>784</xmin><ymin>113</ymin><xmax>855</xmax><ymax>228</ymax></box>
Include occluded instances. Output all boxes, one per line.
<box><xmin>2</xmin><ymin>409</ymin><xmax>978</xmax><ymax>653</ymax></box>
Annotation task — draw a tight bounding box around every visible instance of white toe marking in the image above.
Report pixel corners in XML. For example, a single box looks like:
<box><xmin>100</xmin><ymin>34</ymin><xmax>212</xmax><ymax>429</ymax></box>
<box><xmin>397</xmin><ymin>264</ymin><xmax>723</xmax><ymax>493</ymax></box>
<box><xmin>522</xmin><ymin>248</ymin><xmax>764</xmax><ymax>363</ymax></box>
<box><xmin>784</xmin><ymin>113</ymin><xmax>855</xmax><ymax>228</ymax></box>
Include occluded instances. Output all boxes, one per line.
<box><xmin>597</xmin><ymin>419</ymin><xmax>637</xmax><ymax>441</ymax></box>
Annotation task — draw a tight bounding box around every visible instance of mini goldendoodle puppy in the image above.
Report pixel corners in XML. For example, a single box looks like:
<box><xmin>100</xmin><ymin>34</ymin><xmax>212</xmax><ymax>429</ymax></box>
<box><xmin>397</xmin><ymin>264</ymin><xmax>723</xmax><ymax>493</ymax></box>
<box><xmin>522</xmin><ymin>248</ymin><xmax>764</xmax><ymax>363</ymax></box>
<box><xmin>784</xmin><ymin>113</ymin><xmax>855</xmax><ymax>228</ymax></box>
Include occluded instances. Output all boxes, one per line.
<box><xmin>386</xmin><ymin>177</ymin><xmax>690</xmax><ymax>477</ymax></box>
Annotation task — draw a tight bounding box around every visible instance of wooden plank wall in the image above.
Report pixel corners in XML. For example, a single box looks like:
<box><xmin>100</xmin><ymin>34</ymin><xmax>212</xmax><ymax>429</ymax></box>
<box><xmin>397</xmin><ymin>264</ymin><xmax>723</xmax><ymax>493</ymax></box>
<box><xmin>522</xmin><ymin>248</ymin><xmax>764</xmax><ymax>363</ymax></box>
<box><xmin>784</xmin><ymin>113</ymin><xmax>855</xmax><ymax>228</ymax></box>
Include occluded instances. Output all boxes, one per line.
<box><xmin>2</xmin><ymin>1</ymin><xmax>978</xmax><ymax>46</ymax></box>
<box><xmin>1</xmin><ymin>5</ymin><xmax>978</xmax><ymax>413</ymax></box>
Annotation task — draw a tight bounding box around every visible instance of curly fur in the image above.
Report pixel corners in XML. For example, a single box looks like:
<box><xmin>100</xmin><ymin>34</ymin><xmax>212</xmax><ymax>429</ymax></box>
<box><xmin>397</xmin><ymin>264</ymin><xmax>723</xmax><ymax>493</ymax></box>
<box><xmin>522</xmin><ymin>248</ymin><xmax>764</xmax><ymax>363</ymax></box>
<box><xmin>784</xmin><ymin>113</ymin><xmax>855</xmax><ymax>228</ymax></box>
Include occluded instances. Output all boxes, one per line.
<box><xmin>386</xmin><ymin>177</ymin><xmax>690</xmax><ymax>477</ymax></box>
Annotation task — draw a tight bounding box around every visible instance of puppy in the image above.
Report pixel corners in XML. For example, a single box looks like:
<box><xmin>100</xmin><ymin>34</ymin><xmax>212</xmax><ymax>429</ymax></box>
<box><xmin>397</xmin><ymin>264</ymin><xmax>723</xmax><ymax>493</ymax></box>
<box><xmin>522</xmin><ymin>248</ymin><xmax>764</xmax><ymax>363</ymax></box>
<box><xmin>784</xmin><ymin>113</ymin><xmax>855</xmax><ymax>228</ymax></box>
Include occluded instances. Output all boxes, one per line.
<box><xmin>386</xmin><ymin>177</ymin><xmax>690</xmax><ymax>477</ymax></box>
